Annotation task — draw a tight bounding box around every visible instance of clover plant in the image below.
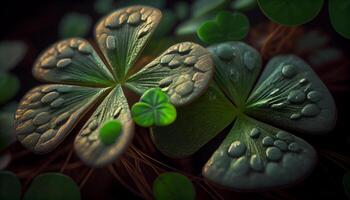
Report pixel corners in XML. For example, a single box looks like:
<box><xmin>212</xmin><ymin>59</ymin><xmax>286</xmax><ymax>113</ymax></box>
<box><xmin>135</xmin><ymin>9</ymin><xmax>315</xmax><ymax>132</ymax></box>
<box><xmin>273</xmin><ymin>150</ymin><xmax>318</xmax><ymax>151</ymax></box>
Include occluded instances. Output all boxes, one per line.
<box><xmin>14</xmin><ymin>6</ymin><xmax>214</xmax><ymax>167</ymax></box>
<box><xmin>132</xmin><ymin>88</ymin><xmax>177</xmax><ymax>127</ymax></box>
<box><xmin>152</xmin><ymin>42</ymin><xmax>337</xmax><ymax>190</ymax></box>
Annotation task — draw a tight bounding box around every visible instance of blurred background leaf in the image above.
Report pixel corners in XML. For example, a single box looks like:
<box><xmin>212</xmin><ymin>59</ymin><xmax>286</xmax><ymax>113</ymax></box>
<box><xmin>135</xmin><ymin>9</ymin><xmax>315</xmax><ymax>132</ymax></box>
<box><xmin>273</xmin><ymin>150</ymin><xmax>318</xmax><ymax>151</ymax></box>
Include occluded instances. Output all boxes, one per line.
<box><xmin>0</xmin><ymin>73</ymin><xmax>20</xmax><ymax>105</ymax></box>
<box><xmin>0</xmin><ymin>41</ymin><xmax>27</xmax><ymax>72</ymax></box>
<box><xmin>59</xmin><ymin>12</ymin><xmax>92</xmax><ymax>38</ymax></box>
<box><xmin>329</xmin><ymin>0</ymin><xmax>350</xmax><ymax>39</ymax></box>
<box><xmin>343</xmin><ymin>171</ymin><xmax>350</xmax><ymax>199</ymax></box>
<box><xmin>231</xmin><ymin>0</ymin><xmax>258</xmax><ymax>12</ymax></box>
<box><xmin>0</xmin><ymin>102</ymin><xmax>18</xmax><ymax>151</ymax></box>
<box><xmin>94</xmin><ymin>0</ymin><xmax>114</xmax><ymax>14</ymax></box>
<box><xmin>0</xmin><ymin>171</ymin><xmax>21</xmax><ymax>200</ymax></box>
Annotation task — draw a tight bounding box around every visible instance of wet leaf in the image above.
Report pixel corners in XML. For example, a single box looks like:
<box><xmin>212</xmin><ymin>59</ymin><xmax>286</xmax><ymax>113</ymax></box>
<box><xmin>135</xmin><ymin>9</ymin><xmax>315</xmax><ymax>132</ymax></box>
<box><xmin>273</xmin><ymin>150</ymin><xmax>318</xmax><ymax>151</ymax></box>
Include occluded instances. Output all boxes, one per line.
<box><xmin>24</xmin><ymin>173</ymin><xmax>80</xmax><ymax>200</ymax></box>
<box><xmin>329</xmin><ymin>0</ymin><xmax>350</xmax><ymax>39</ymax></box>
<box><xmin>132</xmin><ymin>88</ymin><xmax>176</xmax><ymax>127</ymax></box>
<box><xmin>59</xmin><ymin>13</ymin><xmax>92</xmax><ymax>38</ymax></box>
<box><xmin>246</xmin><ymin>55</ymin><xmax>337</xmax><ymax>134</ymax></box>
<box><xmin>0</xmin><ymin>171</ymin><xmax>21</xmax><ymax>200</ymax></box>
<box><xmin>203</xmin><ymin>116</ymin><xmax>317</xmax><ymax>190</ymax></box>
<box><xmin>0</xmin><ymin>73</ymin><xmax>20</xmax><ymax>105</ymax></box>
<box><xmin>151</xmin><ymin>84</ymin><xmax>236</xmax><ymax>158</ymax></box>
<box><xmin>0</xmin><ymin>41</ymin><xmax>27</xmax><ymax>72</ymax></box>
<box><xmin>153</xmin><ymin>172</ymin><xmax>195</xmax><ymax>200</ymax></box>
<box><xmin>74</xmin><ymin>86</ymin><xmax>134</xmax><ymax>167</ymax></box>
<box><xmin>257</xmin><ymin>0</ymin><xmax>324</xmax><ymax>26</ymax></box>
<box><xmin>197</xmin><ymin>11</ymin><xmax>250</xmax><ymax>44</ymax></box>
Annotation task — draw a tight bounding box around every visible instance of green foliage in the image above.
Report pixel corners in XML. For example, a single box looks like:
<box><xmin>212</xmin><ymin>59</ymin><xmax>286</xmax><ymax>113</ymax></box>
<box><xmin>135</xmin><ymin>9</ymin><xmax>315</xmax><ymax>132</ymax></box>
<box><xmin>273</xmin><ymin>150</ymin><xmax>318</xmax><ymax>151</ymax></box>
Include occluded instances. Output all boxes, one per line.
<box><xmin>329</xmin><ymin>0</ymin><xmax>350</xmax><ymax>39</ymax></box>
<box><xmin>132</xmin><ymin>88</ymin><xmax>177</xmax><ymax>127</ymax></box>
<box><xmin>154</xmin><ymin>10</ymin><xmax>177</xmax><ymax>37</ymax></box>
<box><xmin>0</xmin><ymin>73</ymin><xmax>20</xmax><ymax>105</ymax></box>
<box><xmin>174</xmin><ymin>1</ymin><xmax>189</xmax><ymax>20</ymax></box>
<box><xmin>231</xmin><ymin>0</ymin><xmax>258</xmax><ymax>12</ymax></box>
<box><xmin>99</xmin><ymin>120</ymin><xmax>122</xmax><ymax>145</ymax></box>
<box><xmin>59</xmin><ymin>13</ymin><xmax>92</xmax><ymax>38</ymax></box>
<box><xmin>0</xmin><ymin>171</ymin><xmax>21</xmax><ymax>200</ymax></box>
<box><xmin>24</xmin><ymin>173</ymin><xmax>81</xmax><ymax>200</ymax></box>
<box><xmin>152</xmin><ymin>42</ymin><xmax>336</xmax><ymax>190</ymax></box>
<box><xmin>192</xmin><ymin>0</ymin><xmax>228</xmax><ymax>18</ymax></box>
<box><xmin>153</xmin><ymin>172</ymin><xmax>195</xmax><ymax>200</ymax></box>
<box><xmin>197</xmin><ymin>11</ymin><xmax>249</xmax><ymax>44</ymax></box>
<box><xmin>0</xmin><ymin>41</ymin><xmax>27</xmax><ymax>72</ymax></box>
<box><xmin>257</xmin><ymin>0</ymin><xmax>324</xmax><ymax>26</ymax></box>
<box><xmin>94</xmin><ymin>0</ymin><xmax>114</xmax><ymax>14</ymax></box>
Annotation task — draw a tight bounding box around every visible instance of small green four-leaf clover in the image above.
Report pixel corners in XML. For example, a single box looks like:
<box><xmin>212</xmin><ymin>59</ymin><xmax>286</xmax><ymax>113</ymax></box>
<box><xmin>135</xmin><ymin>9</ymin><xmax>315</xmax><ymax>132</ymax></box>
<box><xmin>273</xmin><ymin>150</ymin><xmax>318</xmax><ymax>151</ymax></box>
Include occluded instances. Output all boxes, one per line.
<box><xmin>152</xmin><ymin>42</ymin><xmax>337</xmax><ymax>190</ymax></box>
<box><xmin>132</xmin><ymin>88</ymin><xmax>177</xmax><ymax>127</ymax></box>
<box><xmin>14</xmin><ymin>6</ymin><xmax>214</xmax><ymax>167</ymax></box>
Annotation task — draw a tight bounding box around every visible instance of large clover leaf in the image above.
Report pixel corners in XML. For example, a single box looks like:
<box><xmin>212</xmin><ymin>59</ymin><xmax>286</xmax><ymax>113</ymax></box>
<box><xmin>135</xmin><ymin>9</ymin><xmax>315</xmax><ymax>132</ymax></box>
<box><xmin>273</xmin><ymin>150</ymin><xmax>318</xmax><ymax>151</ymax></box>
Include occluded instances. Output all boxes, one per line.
<box><xmin>152</xmin><ymin>42</ymin><xmax>336</xmax><ymax>190</ymax></box>
<box><xmin>15</xmin><ymin>6</ymin><xmax>214</xmax><ymax>167</ymax></box>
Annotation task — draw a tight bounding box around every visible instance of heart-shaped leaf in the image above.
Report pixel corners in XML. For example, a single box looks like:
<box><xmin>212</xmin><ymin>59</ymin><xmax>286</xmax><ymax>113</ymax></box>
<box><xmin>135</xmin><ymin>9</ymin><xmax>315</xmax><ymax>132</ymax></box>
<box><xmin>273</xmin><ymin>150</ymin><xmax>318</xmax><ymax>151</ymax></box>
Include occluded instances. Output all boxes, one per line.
<box><xmin>197</xmin><ymin>11</ymin><xmax>250</xmax><ymax>44</ymax></box>
<box><xmin>126</xmin><ymin>42</ymin><xmax>214</xmax><ymax>106</ymax></box>
<box><xmin>15</xmin><ymin>85</ymin><xmax>108</xmax><ymax>153</ymax></box>
<box><xmin>74</xmin><ymin>86</ymin><xmax>134</xmax><ymax>167</ymax></box>
<box><xmin>95</xmin><ymin>6</ymin><xmax>162</xmax><ymax>81</ymax></box>
<box><xmin>0</xmin><ymin>41</ymin><xmax>27</xmax><ymax>72</ymax></box>
<box><xmin>208</xmin><ymin>42</ymin><xmax>261</xmax><ymax>107</ymax></box>
<box><xmin>151</xmin><ymin>84</ymin><xmax>236</xmax><ymax>158</ymax></box>
<box><xmin>0</xmin><ymin>73</ymin><xmax>20</xmax><ymax>105</ymax></box>
<box><xmin>24</xmin><ymin>172</ymin><xmax>80</xmax><ymax>200</ymax></box>
<box><xmin>33</xmin><ymin>38</ymin><xmax>115</xmax><ymax>87</ymax></box>
<box><xmin>329</xmin><ymin>0</ymin><xmax>350</xmax><ymax>39</ymax></box>
<box><xmin>246</xmin><ymin>55</ymin><xmax>337</xmax><ymax>134</ymax></box>
<box><xmin>59</xmin><ymin>13</ymin><xmax>92</xmax><ymax>38</ymax></box>
<box><xmin>132</xmin><ymin>88</ymin><xmax>177</xmax><ymax>127</ymax></box>
<box><xmin>153</xmin><ymin>172</ymin><xmax>195</xmax><ymax>200</ymax></box>
<box><xmin>257</xmin><ymin>0</ymin><xmax>324</xmax><ymax>26</ymax></box>
<box><xmin>203</xmin><ymin>116</ymin><xmax>317</xmax><ymax>190</ymax></box>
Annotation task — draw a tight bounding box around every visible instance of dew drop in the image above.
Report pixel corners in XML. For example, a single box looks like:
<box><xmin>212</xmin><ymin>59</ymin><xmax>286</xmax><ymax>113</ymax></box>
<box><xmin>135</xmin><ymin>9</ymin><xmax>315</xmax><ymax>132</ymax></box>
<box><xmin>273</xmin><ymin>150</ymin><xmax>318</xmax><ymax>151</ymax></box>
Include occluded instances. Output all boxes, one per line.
<box><xmin>301</xmin><ymin>104</ymin><xmax>320</xmax><ymax>117</ymax></box>
<box><xmin>217</xmin><ymin>44</ymin><xmax>234</xmax><ymax>60</ymax></box>
<box><xmin>287</xmin><ymin>89</ymin><xmax>306</xmax><ymax>104</ymax></box>
<box><xmin>227</xmin><ymin>141</ymin><xmax>246</xmax><ymax>158</ymax></box>
<box><xmin>281</xmin><ymin>64</ymin><xmax>297</xmax><ymax>78</ymax></box>
<box><xmin>307</xmin><ymin>91</ymin><xmax>321</xmax><ymax>102</ymax></box>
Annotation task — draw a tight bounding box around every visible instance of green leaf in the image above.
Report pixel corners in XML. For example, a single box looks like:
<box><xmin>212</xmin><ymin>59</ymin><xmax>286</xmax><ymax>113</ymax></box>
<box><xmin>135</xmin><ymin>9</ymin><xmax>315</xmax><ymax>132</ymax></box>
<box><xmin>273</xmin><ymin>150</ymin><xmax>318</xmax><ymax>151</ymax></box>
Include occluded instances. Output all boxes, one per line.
<box><xmin>176</xmin><ymin>15</ymin><xmax>214</xmax><ymax>36</ymax></box>
<box><xmin>174</xmin><ymin>2</ymin><xmax>190</xmax><ymax>20</ymax></box>
<box><xmin>192</xmin><ymin>0</ymin><xmax>228</xmax><ymax>18</ymax></box>
<box><xmin>153</xmin><ymin>10</ymin><xmax>177</xmax><ymax>37</ymax></box>
<box><xmin>15</xmin><ymin>85</ymin><xmax>108</xmax><ymax>153</ymax></box>
<box><xmin>59</xmin><ymin>13</ymin><xmax>92</xmax><ymax>38</ymax></box>
<box><xmin>99</xmin><ymin>120</ymin><xmax>122</xmax><ymax>145</ymax></box>
<box><xmin>74</xmin><ymin>86</ymin><xmax>134</xmax><ymax>167</ymax></box>
<box><xmin>0</xmin><ymin>73</ymin><xmax>20</xmax><ymax>105</ymax></box>
<box><xmin>151</xmin><ymin>84</ymin><xmax>236</xmax><ymax>158</ymax></box>
<box><xmin>343</xmin><ymin>171</ymin><xmax>350</xmax><ymax>199</ymax></box>
<box><xmin>33</xmin><ymin>38</ymin><xmax>115</xmax><ymax>87</ymax></box>
<box><xmin>0</xmin><ymin>41</ymin><xmax>27</xmax><ymax>72</ymax></box>
<box><xmin>203</xmin><ymin>116</ymin><xmax>317</xmax><ymax>190</ymax></box>
<box><xmin>0</xmin><ymin>171</ymin><xmax>21</xmax><ymax>200</ymax></box>
<box><xmin>329</xmin><ymin>0</ymin><xmax>350</xmax><ymax>39</ymax></box>
<box><xmin>24</xmin><ymin>172</ymin><xmax>80</xmax><ymax>200</ymax></box>
<box><xmin>132</xmin><ymin>88</ymin><xmax>176</xmax><ymax>127</ymax></box>
<box><xmin>95</xmin><ymin>6</ymin><xmax>162</xmax><ymax>82</ymax></box>
<box><xmin>208</xmin><ymin>42</ymin><xmax>261</xmax><ymax>107</ymax></box>
<box><xmin>0</xmin><ymin>111</ymin><xmax>16</xmax><ymax>151</ymax></box>
<box><xmin>126</xmin><ymin>42</ymin><xmax>214</xmax><ymax>106</ymax></box>
<box><xmin>94</xmin><ymin>0</ymin><xmax>115</xmax><ymax>14</ymax></box>
<box><xmin>257</xmin><ymin>0</ymin><xmax>324</xmax><ymax>26</ymax></box>
<box><xmin>231</xmin><ymin>0</ymin><xmax>258</xmax><ymax>12</ymax></box>
<box><xmin>153</xmin><ymin>172</ymin><xmax>195</xmax><ymax>200</ymax></box>
<box><xmin>295</xmin><ymin>30</ymin><xmax>329</xmax><ymax>52</ymax></box>
<box><xmin>246</xmin><ymin>55</ymin><xmax>337</xmax><ymax>134</ymax></box>
<box><xmin>197</xmin><ymin>11</ymin><xmax>250</xmax><ymax>44</ymax></box>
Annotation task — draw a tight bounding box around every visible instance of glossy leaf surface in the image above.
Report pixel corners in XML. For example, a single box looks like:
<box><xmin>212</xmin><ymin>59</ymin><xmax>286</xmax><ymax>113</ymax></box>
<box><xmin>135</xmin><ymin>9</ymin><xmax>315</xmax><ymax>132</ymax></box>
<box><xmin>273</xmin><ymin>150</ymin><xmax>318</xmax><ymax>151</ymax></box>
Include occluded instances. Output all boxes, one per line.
<box><xmin>132</xmin><ymin>88</ymin><xmax>176</xmax><ymax>127</ymax></box>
